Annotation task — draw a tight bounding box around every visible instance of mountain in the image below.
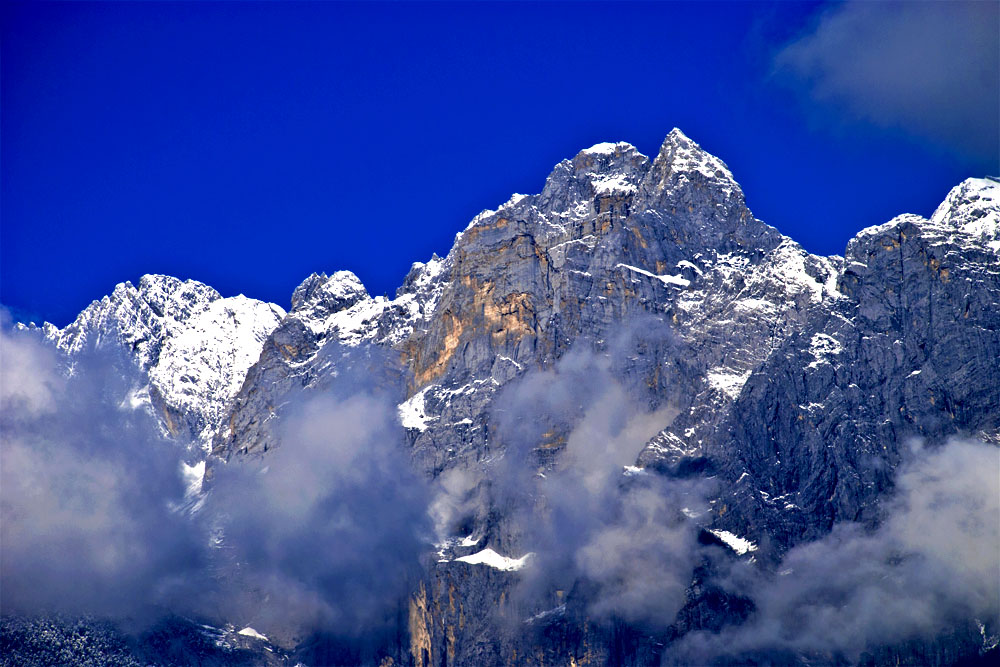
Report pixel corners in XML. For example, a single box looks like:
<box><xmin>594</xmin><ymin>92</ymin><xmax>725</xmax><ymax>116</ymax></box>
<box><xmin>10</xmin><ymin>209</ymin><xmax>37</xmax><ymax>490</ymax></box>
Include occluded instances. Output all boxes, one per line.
<box><xmin>9</xmin><ymin>129</ymin><xmax>999</xmax><ymax>666</ymax></box>
<box><xmin>41</xmin><ymin>274</ymin><xmax>286</xmax><ymax>449</ymax></box>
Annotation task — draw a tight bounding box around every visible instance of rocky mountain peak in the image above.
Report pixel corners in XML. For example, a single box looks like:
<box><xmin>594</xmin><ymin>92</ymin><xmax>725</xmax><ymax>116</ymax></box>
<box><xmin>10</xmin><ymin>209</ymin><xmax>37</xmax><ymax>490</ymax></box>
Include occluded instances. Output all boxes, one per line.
<box><xmin>290</xmin><ymin>270</ymin><xmax>369</xmax><ymax>315</ymax></box>
<box><xmin>536</xmin><ymin>140</ymin><xmax>650</xmax><ymax>215</ymax></box>
<box><xmin>49</xmin><ymin>274</ymin><xmax>220</xmax><ymax>360</ymax></box>
<box><xmin>42</xmin><ymin>273</ymin><xmax>286</xmax><ymax>450</ymax></box>
<box><xmin>398</xmin><ymin>255</ymin><xmax>449</xmax><ymax>297</ymax></box>
<box><xmin>19</xmin><ymin>129</ymin><xmax>1000</xmax><ymax>666</ymax></box>
<box><xmin>134</xmin><ymin>274</ymin><xmax>222</xmax><ymax>323</ymax></box>
<box><xmin>626</xmin><ymin>129</ymin><xmax>778</xmax><ymax>259</ymax></box>
<box><xmin>845</xmin><ymin>177</ymin><xmax>1000</xmax><ymax>271</ymax></box>
<box><xmin>930</xmin><ymin>177</ymin><xmax>1000</xmax><ymax>249</ymax></box>
<box><xmin>146</xmin><ymin>294</ymin><xmax>286</xmax><ymax>446</ymax></box>
<box><xmin>651</xmin><ymin>127</ymin><xmax>736</xmax><ymax>184</ymax></box>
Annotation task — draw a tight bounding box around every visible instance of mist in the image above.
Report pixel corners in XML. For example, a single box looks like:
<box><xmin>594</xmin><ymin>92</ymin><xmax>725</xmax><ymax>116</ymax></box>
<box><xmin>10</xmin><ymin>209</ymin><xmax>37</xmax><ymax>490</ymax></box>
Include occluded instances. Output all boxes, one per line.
<box><xmin>487</xmin><ymin>327</ymin><xmax>710</xmax><ymax>629</ymax></box>
<box><xmin>481</xmin><ymin>328</ymin><xmax>998</xmax><ymax>657</ymax></box>
<box><xmin>0</xmin><ymin>324</ymin><xmax>431</xmax><ymax>648</ymax></box>
<box><xmin>3</xmin><ymin>314</ymin><xmax>997</xmax><ymax>662</ymax></box>
<box><xmin>201</xmin><ymin>388</ymin><xmax>431</xmax><ymax>642</ymax></box>
<box><xmin>0</xmin><ymin>325</ymin><xmax>205</xmax><ymax>620</ymax></box>
<box><xmin>669</xmin><ymin>437</ymin><xmax>1000</xmax><ymax>664</ymax></box>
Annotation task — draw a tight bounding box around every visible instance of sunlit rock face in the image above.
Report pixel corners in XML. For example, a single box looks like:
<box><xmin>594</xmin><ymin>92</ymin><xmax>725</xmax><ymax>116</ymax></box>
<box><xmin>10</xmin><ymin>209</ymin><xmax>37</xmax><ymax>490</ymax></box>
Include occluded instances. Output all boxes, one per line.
<box><xmin>22</xmin><ymin>133</ymin><xmax>999</xmax><ymax>666</ymax></box>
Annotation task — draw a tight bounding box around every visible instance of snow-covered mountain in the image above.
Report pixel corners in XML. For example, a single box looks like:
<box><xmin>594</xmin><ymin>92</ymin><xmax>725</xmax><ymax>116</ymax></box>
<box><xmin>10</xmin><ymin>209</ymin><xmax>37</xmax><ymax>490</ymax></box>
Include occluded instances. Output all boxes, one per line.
<box><xmin>40</xmin><ymin>274</ymin><xmax>285</xmax><ymax>449</ymax></box>
<box><xmin>15</xmin><ymin>130</ymin><xmax>999</xmax><ymax>666</ymax></box>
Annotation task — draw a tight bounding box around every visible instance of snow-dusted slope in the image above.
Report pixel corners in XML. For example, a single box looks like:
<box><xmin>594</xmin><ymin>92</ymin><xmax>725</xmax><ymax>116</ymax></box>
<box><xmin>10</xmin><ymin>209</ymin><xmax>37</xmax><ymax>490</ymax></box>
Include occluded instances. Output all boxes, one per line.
<box><xmin>44</xmin><ymin>274</ymin><xmax>285</xmax><ymax>450</ymax></box>
<box><xmin>214</xmin><ymin>258</ymin><xmax>451</xmax><ymax>455</ymax></box>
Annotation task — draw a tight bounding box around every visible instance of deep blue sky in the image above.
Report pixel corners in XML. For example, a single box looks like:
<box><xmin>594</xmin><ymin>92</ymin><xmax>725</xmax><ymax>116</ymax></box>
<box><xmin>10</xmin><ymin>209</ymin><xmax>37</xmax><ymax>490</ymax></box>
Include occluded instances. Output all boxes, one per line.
<box><xmin>3</xmin><ymin>1</ymin><xmax>997</xmax><ymax>326</ymax></box>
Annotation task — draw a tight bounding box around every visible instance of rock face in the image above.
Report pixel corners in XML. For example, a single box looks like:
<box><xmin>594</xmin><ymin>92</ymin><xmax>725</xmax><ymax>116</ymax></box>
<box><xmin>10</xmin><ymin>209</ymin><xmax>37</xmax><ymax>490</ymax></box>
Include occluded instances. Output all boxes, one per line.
<box><xmin>683</xmin><ymin>178</ymin><xmax>1000</xmax><ymax>552</ymax></box>
<box><xmin>22</xmin><ymin>131</ymin><xmax>999</xmax><ymax>665</ymax></box>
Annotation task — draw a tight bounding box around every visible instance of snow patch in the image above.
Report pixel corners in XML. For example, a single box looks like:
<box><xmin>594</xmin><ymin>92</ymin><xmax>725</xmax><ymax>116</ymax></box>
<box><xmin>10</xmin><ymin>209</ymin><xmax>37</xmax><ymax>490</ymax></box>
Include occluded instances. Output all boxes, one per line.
<box><xmin>237</xmin><ymin>627</ymin><xmax>268</xmax><ymax>641</ymax></box>
<box><xmin>592</xmin><ymin>174</ymin><xmax>637</xmax><ymax>194</ymax></box>
<box><xmin>618</xmin><ymin>263</ymin><xmax>690</xmax><ymax>288</ymax></box>
<box><xmin>525</xmin><ymin>604</ymin><xmax>567</xmax><ymax>624</ymax></box>
<box><xmin>582</xmin><ymin>141</ymin><xmax>631</xmax><ymax>156</ymax></box>
<box><xmin>708</xmin><ymin>529</ymin><xmax>758</xmax><ymax>555</ymax></box>
<box><xmin>676</xmin><ymin>259</ymin><xmax>703</xmax><ymax>275</ymax></box>
<box><xmin>398</xmin><ymin>385</ymin><xmax>437</xmax><ymax>432</ymax></box>
<box><xmin>706</xmin><ymin>368</ymin><xmax>751</xmax><ymax>400</ymax></box>
<box><xmin>496</xmin><ymin>355</ymin><xmax>523</xmax><ymax>370</ymax></box>
<box><xmin>455</xmin><ymin>548</ymin><xmax>533</xmax><ymax>571</ymax></box>
<box><xmin>806</xmin><ymin>333</ymin><xmax>843</xmax><ymax>369</ymax></box>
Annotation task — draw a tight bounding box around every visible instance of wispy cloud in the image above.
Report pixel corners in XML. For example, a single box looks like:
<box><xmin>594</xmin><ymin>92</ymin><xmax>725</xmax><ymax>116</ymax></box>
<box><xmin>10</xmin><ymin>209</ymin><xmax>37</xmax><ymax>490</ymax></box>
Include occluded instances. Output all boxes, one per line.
<box><xmin>0</xmin><ymin>326</ymin><xmax>205</xmax><ymax>620</ymax></box>
<box><xmin>489</xmin><ymin>328</ymin><xmax>706</xmax><ymax>629</ymax></box>
<box><xmin>203</xmin><ymin>389</ymin><xmax>431</xmax><ymax>643</ymax></box>
<box><xmin>0</xmin><ymin>324</ymin><xmax>430</xmax><ymax>651</ymax></box>
<box><xmin>774</xmin><ymin>1</ymin><xmax>999</xmax><ymax>164</ymax></box>
<box><xmin>670</xmin><ymin>438</ymin><xmax>1000</xmax><ymax>663</ymax></box>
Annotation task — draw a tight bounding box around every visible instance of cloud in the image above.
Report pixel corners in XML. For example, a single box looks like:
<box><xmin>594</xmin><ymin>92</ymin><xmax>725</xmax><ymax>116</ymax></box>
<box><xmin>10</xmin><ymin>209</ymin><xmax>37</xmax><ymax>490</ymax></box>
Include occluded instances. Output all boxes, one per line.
<box><xmin>201</xmin><ymin>389</ymin><xmax>431</xmax><ymax>644</ymax></box>
<box><xmin>0</xmin><ymin>325</ymin><xmax>431</xmax><ymax>653</ymax></box>
<box><xmin>669</xmin><ymin>437</ymin><xmax>1000</xmax><ymax>664</ymax></box>
<box><xmin>0</xmin><ymin>321</ymin><xmax>62</xmax><ymax>418</ymax></box>
<box><xmin>0</xmin><ymin>325</ymin><xmax>206</xmax><ymax>620</ymax></box>
<box><xmin>429</xmin><ymin>463</ymin><xmax>483</xmax><ymax>542</ymax></box>
<box><xmin>774</xmin><ymin>1</ymin><xmax>999</xmax><ymax>163</ymax></box>
<box><xmin>4</xmin><ymin>309</ymin><xmax>995</xmax><ymax>663</ymax></box>
<box><xmin>489</xmin><ymin>334</ymin><xmax>707</xmax><ymax>629</ymax></box>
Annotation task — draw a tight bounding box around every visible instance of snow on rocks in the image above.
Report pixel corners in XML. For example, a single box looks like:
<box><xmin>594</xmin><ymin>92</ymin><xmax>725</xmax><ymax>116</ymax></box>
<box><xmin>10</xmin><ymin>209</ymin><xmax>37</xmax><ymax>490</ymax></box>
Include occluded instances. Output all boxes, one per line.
<box><xmin>454</xmin><ymin>548</ymin><xmax>533</xmax><ymax>572</ymax></box>
<box><xmin>592</xmin><ymin>174</ymin><xmax>638</xmax><ymax>195</ymax></box>
<box><xmin>618</xmin><ymin>263</ymin><xmax>690</xmax><ymax>288</ymax></box>
<box><xmin>582</xmin><ymin>141</ymin><xmax>634</xmax><ymax>156</ymax></box>
<box><xmin>854</xmin><ymin>178</ymin><xmax>999</xmax><ymax>256</ymax></box>
<box><xmin>661</xmin><ymin>128</ymin><xmax>735</xmax><ymax>182</ymax></box>
<box><xmin>398</xmin><ymin>384</ymin><xmax>438</xmax><ymax>432</ymax></box>
<box><xmin>806</xmin><ymin>332</ymin><xmax>843</xmax><ymax>370</ymax></box>
<box><xmin>708</xmin><ymin>529</ymin><xmax>758</xmax><ymax>555</ymax></box>
<box><xmin>44</xmin><ymin>275</ymin><xmax>285</xmax><ymax>450</ymax></box>
<box><xmin>237</xmin><ymin>627</ymin><xmax>268</xmax><ymax>641</ymax></box>
<box><xmin>149</xmin><ymin>295</ymin><xmax>286</xmax><ymax>446</ymax></box>
<box><xmin>931</xmin><ymin>177</ymin><xmax>1000</xmax><ymax>238</ymax></box>
<box><xmin>706</xmin><ymin>368</ymin><xmax>752</xmax><ymax>400</ymax></box>
<box><xmin>290</xmin><ymin>270</ymin><xmax>368</xmax><ymax>314</ymax></box>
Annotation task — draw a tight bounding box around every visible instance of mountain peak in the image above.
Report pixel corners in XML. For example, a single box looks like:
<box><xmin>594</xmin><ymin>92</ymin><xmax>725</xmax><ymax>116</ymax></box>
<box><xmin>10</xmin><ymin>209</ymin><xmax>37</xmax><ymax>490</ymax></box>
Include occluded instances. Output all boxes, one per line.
<box><xmin>930</xmin><ymin>177</ymin><xmax>1000</xmax><ymax>247</ymax></box>
<box><xmin>653</xmin><ymin>128</ymin><xmax>735</xmax><ymax>183</ymax></box>
<box><xmin>579</xmin><ymin>141</ymin><xmax>639</xmax><ymax>156</ymax></box>
<box><xmin>290</xmin><ymin>270</ymin><xmax>369</xmax><ymax>315</ymax></box>
<box><xmin>132</xmin><ymin>274</ymin><xmax>221</xmax><ymax>323</ymax></box>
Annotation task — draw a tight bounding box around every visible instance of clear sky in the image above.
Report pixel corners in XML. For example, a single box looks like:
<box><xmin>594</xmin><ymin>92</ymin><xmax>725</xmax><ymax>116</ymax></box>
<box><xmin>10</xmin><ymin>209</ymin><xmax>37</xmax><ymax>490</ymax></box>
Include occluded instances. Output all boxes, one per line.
<box><xmin>3</xmin><ymin>1</ymin><xmax>997</xmax><ymax>326</ymax></box>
